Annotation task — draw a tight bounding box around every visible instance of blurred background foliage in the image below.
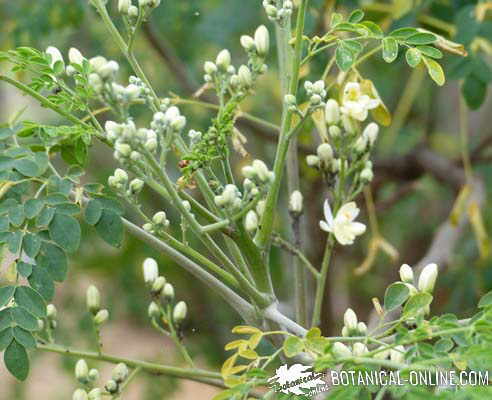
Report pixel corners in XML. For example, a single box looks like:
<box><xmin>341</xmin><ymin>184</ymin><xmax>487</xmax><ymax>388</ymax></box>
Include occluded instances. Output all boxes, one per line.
<box><xmin>1</xmin><ymin>0</ymin><xmax>492</xmax><ymax>398</ymax></box>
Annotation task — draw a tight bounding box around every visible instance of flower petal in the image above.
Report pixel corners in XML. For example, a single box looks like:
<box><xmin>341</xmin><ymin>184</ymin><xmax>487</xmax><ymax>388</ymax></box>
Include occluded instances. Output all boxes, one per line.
<box><xmin>323</xmin><ymin>199</ymin><xmax>334</xmax><ymax>225</ymax></box>
<box><xmin>319</xmin><ymin>220</ymin><xmax>332</xmax><ymax>232</ymax></box>
<box><xmin>350</xmin><ymin>222</ymin><xmax>366</xmax><ymax>236</ymax></box>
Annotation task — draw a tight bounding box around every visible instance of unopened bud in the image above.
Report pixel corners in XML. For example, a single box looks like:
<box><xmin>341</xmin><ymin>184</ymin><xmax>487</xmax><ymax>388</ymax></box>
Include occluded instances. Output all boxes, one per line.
<box><xmin>353</xmin><ymin>342</ymin><xmax>368</xmax><ymax>356</ymax></box>
<box><xmin>118</xmin><ymin>0</ymin><xmax>131</xmax><ymax>14</ymax></box>
<box><xmin>325</xmin><ymin>99</ymin><xmax>340</xmax><ymax>125</ymax></box>
<box><xmin>112</xmin><ymin>363</ymin><xmax>129</xmax><ymax>383</ymax></box>
<box><xmin>357</xmin><ymin>322</ymin><xmax>367</xmax><ymax>335</ymax></box>
<box><xmin>329</xmin><ymin>125</ymin><xmax>341</xmax><ymax>139</ymax></box>
<box><xmin>332</xmin><ymin>342</ymin><xmax>352</xmax><ymax>358</ymax></box>
<box><xmin>94</xmin><ymin>309</ymin><xmax>109</xmax><ymax>325</ymax></box>
<box><xmin>306</xmin><ymin>155</ymin><xmax>320</xmax><ymax>167</ymax></box>
<box><xmin>68</xmin><ymin>48</ymin><xmax>85</xmax><ymax>65</ymax></box>
<box><xmin>129</xmin><ymin>178</ymin><xmax>144</xmax><ymax>194</ymax></box>
<box><xmin>288</xmin><ymin>190</ymin><xmax>303</xmax><ymax>214</ymax></box>
<box><xmin>360</xmin><ymin>168</ymin><xmax>373</xmax><ymax>183</ymax></box>
<box><xmin>254</xmin><ymin>25</ymin><xmax>270</xmax><ymax>57</ymax></box>
<box><xmin>89</xmin><ymin>369</ymin><xmax>99</xmax><ymax>381</ymax></box>
<box><xmin>73</xmin><ymin>389</ymin><xmax>88</xmax><ymax>400</ymax></box>
<box><xmin>105</xmin><ymin>380</ymin><xmax>118</xmax><ymax>394</ymax></box>
<box><xmin>151</xmin><ymin>276</ymin><xmax>166</xmax><ymax>295</ymax></box>
<box><xmin>240</xmin><ymin>35</ymin><xmax>255</xmax><ymax>51</ymax></box>
<box><xmin>216</xmin><ymin>50</ymin><xmax>231</xmax><ymax>71</ymax></box>
<box><xmin>373</xmin><ymin>346</ymin><xmax>390</xmax><ymax>360</ymax></box>
<box><xmin>163</xmin><ymin>283</ymin><xmax>175</xmax><ymax>302</ymax></box>
<box><xmin>418</xmin><ymin>263</ymin><xmax>438</xmax><ymax>293</ymax></box>
<box><xmin>148</xmin><ymin>301</ymin><xmax>161</xmax><ymax>318</ymax></box>
<box><xmin>237</xmin><ymin>65</ymin><xmax>253</xmax><ymax>87</ymax></box>
<box><xmin>75</xmin><ymin>359</ymin><xmax>89</xmax><ymax>383</ymax></box>
<box><xmin>152</xmin><ymin>211</ymin><xmax>168</xmax><ymax>226</ymax></box>
<box><xmin>343</xmin><ymin>308</ymin><xmax>358</xmax><ymax>331</ymax></box>
<box><xmin>390</xmin><ymin>345</ymin><xmax>406</xmax><ymax>363</ymax></box>
<box><xmin>363</xmin><ymin>122</ymin><xmax>379</xmax><ymax>146</ymax></box>
<box><xmin>244</xmin><ymin>210</ymin><xmax>259</xmax><ymax>232</ymax></box>
<box><xmin>143</xmin><ymin>258</ymin><xmax>159</xmax><ymax>284</ymax></box>
<box><xmin>399</xmin><ymin>264</ymin><xmax>414</xmax><ymax>284</ymax></box>
<box><xmin>173</xmin><ymin>301</ymin><xmax>188</xmax><ymax>324</ymax></box>
<box><xmin>88</xmin><ymin>388</ymin><xmax>102</xmax><ymax>400</ymax></box>
<box><xmin>46</xmin><ymin>46</ymin><xmax>65</xmax><ymax>71</ymax></box>
<box><xmin>317</xmin><ymin>143</ymin><xmax>333</xmax><ymax>164</ymax></box>
<box><xmin>86</xmin><ymin>285</ymin><xmax>101</xmax><ymax>314</ymax></box>
<box><xmin>47</xmin><ymin>304</ymin><xmax>57</xmax><ymax>320</ymax></box>
<box><xmin>284</xmin><ymin>94</ymin><xmax>296</xmax><ymax>106</ymax></box>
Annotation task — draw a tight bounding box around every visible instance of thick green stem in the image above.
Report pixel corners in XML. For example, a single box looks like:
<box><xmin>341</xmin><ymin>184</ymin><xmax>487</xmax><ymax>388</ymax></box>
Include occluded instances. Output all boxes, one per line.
<box><xmin>312</xmin><ymin>236</ymin><xmax>334</xmax><ymax>327</ymax></box>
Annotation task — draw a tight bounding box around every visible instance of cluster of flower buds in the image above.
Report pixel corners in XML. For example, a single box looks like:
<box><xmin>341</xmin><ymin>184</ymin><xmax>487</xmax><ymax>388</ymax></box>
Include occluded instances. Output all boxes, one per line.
<box><xmin>86</xmin><ymin>285</ymin><xmax>109</xmax><ymax>325</ymax></box>
<box><xmin>398</xmin><ymin>263</ymin><xmax>438</xmax><ymax>295</ymax></box>
<box><xmin>72</xmin><ymin>387</ymin><xmax>102</xmax><ymax>400</ymax></box>
<box><xmin>214</xmin><ymin>184</ymin><xmax>242</xmax><ymax>210</ymax></box>
<box><xmin>87</xmin><ymin>56</ymin><xmax>119</xmax><ymax>93</ymax></box>
<box><xmin>75</xmin><ymin>359</ymin><xmax>99</xmax><ymax>386</ymax></box>
<box><xmin>341</xmin><ymin>308</ymin><xmax>368</xmax><ymax>337</ymax></box>
<box><xmin>45</xmin><ymin>304</ymin><xmax>58</xmax><ymax>331</ymax></box>
<box><xmin>150</xmin><ymin>105</ymin><xmax>187</xmax><ymax>135</ymax></box>
<box><xmin>104</xmin><ymin>363</ymin><xmax>129</xmax><ymax>395</ymax></box>
<box><xmin>288</xmin><ymin>190</ymin><xmax>303</xmax><ymax>216</ymax></box>
<box><xmin>142</xmin><ymin>211</ymin><xmax>171</xmax><ymax>233</ymax></box>
<box><xmin>306</xmin><ymin>142</ymin><xmax>339</xmax><ymax>173</ymax></box>
<box><xmin>304</xmin><ymin>80</ymin><xmax>327</xmax><ymax>106</ymax></box>
<box><xmin>242</xmin><ymin>159</ymin><xmax>275</xmax><ymax>184</ymax></box>
<box><xmin>203</xmin><ymin>49</ymin><xmax>235</xmax><ymax>83</ymax></box>
<box><xmin>188</xmin><ymin>129</ymin><xmax>202</xmax><ymax>147</ymax></box>
<box><xmin>240</xmin><ymin>25</ymin><xmax>270</xmax><ymax>59</ymax></box>
<box><xmin>118</xmin><ymin>0</ymin><xmax>139</xmax><ymax>17</ymax></box>
<box><xmin>354</xmin><ymin>122</ymin><xmax>379</xmax><ymax>154</ymax></box>
<box><xmin>107</xmin><ymin>166</ymin><xmax>144</xmax><ymax>197</ymax></box>
<box><xmin>262</xmin><ymin>0</ymin><xmax>293</xmax><ymax>22</ymax></box>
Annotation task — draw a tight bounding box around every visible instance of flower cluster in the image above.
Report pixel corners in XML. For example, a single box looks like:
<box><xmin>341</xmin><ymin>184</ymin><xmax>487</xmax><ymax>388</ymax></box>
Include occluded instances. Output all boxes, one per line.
<box><xmin>262</xmin><ymin>0</ymin><xmax>293</xmax><ymax>22</ymax></box>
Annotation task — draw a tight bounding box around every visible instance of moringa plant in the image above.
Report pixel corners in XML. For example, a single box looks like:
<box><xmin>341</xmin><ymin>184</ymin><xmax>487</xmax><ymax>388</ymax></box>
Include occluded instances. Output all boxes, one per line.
<box><xmin>0</xmin><ymin>0</ymin><xmax>491</xmax><ymax>399</ymax></box>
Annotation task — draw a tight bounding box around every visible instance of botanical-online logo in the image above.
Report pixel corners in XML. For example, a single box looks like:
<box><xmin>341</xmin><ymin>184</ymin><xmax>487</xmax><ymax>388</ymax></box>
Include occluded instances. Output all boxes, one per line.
<box><xmin>268</xmin><ymin>364</ymin><xmax>326</xmax><ymax>396</ymax></box>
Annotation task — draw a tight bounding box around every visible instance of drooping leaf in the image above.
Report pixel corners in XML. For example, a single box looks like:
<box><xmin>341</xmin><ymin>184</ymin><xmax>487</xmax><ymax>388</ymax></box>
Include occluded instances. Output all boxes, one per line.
<box><xmin>4</xmin><ymin>340</ymin><xmax>29</xmax><ymax>381</ymax></box>
<box><xmin>382</xmin><ymin>38</ymin><xmax>398</xmax><ymax>63</ymax></box>
<box><xmin>423</xmin><ymin>57</ymin><xmax>445</xmax><ymax>86</ymax></box>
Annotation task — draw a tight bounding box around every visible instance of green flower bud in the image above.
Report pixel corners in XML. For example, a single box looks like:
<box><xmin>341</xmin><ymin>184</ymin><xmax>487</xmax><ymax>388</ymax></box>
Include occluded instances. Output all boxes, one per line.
<box><xmin>148</xmin><ymin>301</ymin><xmax>161</xmax><ymax>319</ymax></box>
<box><xmin>151</xmin><ymin>276</ymin><xmax>166</xmax><ymax>295</ymax></box>
<box><xmin>86</xmin><ymin>285</ymin><xmax>101</xmax><ymax>314</ymax></box>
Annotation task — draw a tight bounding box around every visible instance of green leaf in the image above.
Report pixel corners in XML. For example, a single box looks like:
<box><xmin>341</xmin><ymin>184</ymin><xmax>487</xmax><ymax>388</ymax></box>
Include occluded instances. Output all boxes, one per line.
<box><xmin>28</xmin><ymin>267</ymin><xmax>55</xmax><ymax>301</ymax></box>
<box><xmin>0</xmin><ymin>308</ymin><xmax>13</xmax><ymax>331</ymax></box>
<box><xmin>9</xmin><ymin>204</ymin><xmax>25</xmax><ymax>227</ymax></box>
<box><xmin>405</xmin><ymin>48</ymin><xmax>422</xmax><ymax>68</ymax></box>
<box><xmin>462</xmin><ymin>74</ymin><xmax>487</xmax><ymax>110</ymax></box>
<box><xmin>12</xmin><ymin>327</ymin><xmax>36</xmax><ymax>349</ymax></box>
<box><xmin>478</xmin><ymin>291</ymin><xmax>492</xmax><ymax>309</ymax></box>
<box><xmin>54</xmin><ymin>202</ymin><xmax>80</xmax><ymax>215</ymax></box>
<box><xmin>36</xmin><ymin>242</ymin><xmax>67</xmax><ymax>282</ymax></box>
<box><xmin>23</xmin><ymin>233</ymin><xmax>41</xmax><ymax>258</ymax></box>
<box><xmin>402</xmin><ymin>293</ymin><xmax>433</xmax><ymax>318</ymax></box>
<box><xmin>0</xmin><ymin>216</ymin><xmax>9</xmax><ymax>231</ymax></box>
<box><xmin>85</xmin><ymin>199</ymin><xmax>103</xmax><ymax>225</ymax></box>
<box><xmin>8</xmin><ymin>231</ymin><xmax>23</xmax><ymax>254</ymax></box>
<box><xmin>348</xmin><ymin>9</ymin><xmax>364</xmax><ymax>23</ymax></box>
<box><xmin>10</xmin><ymin>307</ymin><xmax>38</xmax><ymax>331</ymax></box>
<box><xmin>283</xmin><ymin>336</ymin><xmax>305</xmax><ymax>358</ymax></box>
<box><xmin>335</xmin><ymin>45</ymin><xmax>355</xmax><ymax>72</ymax></box>
<box><xmin>14</xmin><ymin>158</ymin><xmax>39</xmax><ymax>177</ymax></box>
<box><xmin>0</xmin><ymin>286</ymin><xmax>16</xmax><ymax>308</ymax></box>
<box><xmin>36</xmin><ymin>206</ymin><xmax>55</xmax><ymax>227</ymax></box>
<box><xmin>24</xmin><ymin>199</ymin><xmax>45</xmax><ymax>219</ymax></box>
<box><xmin>389</xmin><ymin>27</ymin><xmax>419</xmax><ymax>40</ymax></box>
<box><xmin>405</xmin><ymin>33</ymin><xmax>437</xmax><ymax>45</ymax></box>
<box><xmin>434</xmin><ymin>338</ymin><xmax>454</xmax><ymax>353</ymax></box>
<box><xmin>416</xmin><ymin>46</ymin><xmax>442</xmax><ymax>59</ymax></box>
<box><xmin>95</xmin><ymin>209</ymin><xmax>124</xmax><ymax>248</ymax></box>
<box><xmin>360</xmin><ymin>21</ymin><xmax>383</xmax><ymax>38</ymax></box>
<box><xmin>384</xmin><ymin>283</ymin><xmax>410</xmax><ymax>311</ymax></box>
<box><xmin>330</xmin><ymin>13</ymin><xmax>343</xmax><ymax>27</ymax></box>
<box><xmin>17</xmin><ymin>262</ymin><xmax>33</xmax><ymax>278</ymax></box>
<box><xmin>423</xmin><ymin>57</ymin><xmax>445</xmax><ymax>86</ymax></box>
<box><xmin>382</xmin><ymin>38</ymin><xmax>398</xmax><ymax>63</ymax></box>
<box><xmin>49</xmin><ymin>213</ymin><xmax>81</xmax><ymax>253</ymax></box>
<box><xmin>4</xmin><ymin>340</ymin><xmax>29</xmax><ymax>381</ymax></box>
<box><xmin>14</xmin><ymin>286</ymin><xmax>46</xmax><ymax>318</ymax></box>
<box><xmin>0</xmin><ymin>328</ymin><xmax>13</xmax><ymax>351</ymax></box>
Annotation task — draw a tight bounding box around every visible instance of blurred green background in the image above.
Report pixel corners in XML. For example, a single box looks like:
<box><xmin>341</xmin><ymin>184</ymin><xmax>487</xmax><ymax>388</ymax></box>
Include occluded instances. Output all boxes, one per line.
<box><xmin>1</xmin><ymin>0</ymin><xmax>491</xmax><ymax>398</ymax></box>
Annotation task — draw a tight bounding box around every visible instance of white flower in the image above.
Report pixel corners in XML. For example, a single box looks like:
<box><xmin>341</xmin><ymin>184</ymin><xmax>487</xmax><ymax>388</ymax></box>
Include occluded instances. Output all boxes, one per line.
<box><xmin>320</xmin><ymin>200</ymin><xmax>366</xmax><ymax>245</ymax></box>
<box><xmin>340</xmin><ymin>82</ymin><xmax>379</xmax><ymax>121</ymax></box>
<box><xmin>143</xmin><ymin>258</ymin><xmax>159</xmax><ymax>284</ymax></box>
<box><xmin>418</xmin><ymin>263</ymin><xmax>438</xmax><ymax>293</ymax></box>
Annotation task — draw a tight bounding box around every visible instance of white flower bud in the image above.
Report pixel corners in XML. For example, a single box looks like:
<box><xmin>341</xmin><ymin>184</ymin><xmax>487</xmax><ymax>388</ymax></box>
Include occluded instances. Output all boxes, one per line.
<box><xmin>343</xmin><ymin>308</ymin><xmax>358</xmax><ymax>331</ymax></box>
<box><xmin>244</xmin><ymin>210</ymin><xmax>259</xmax><ymax>232</ymax></box>
<box><xmin>390</xmin><ymin>345</ymin><xmax>406</xmax><ymax>363</ymax></box>
<box><xmin>252</xmin><ymin>159</ymin><xmax>269</xmax><ymax>181</ymax></box>
<box><xmin>143</xmin><ymin>258</ymin><xmax>159</xmax><ymax>284</ymax></box>
<box><xmin>404</xmin><ymin>283</ymin><xmax>418</xmax><ymax>296</ymax></box>
<box><xmin>353</xmin><ymin>342</ymin><xmax>368</xmax><ymax>356</ymax></box>
<box><xmin>317</xmin><ymin>143</ymin><xmax>333</xmax><ymax>164</ymax></box>
<box><xmin>118</xmin><ymin>0</ymin><xmax>131</xmax><ymax>14</ymax></box>
<box><xmin>128</xmin><ymin>5</ymin><xmax>139</xmax><ymax>17</ymax></box>
<box><xmin>363</xmin><ymin>122</ymin><xmax>379</xmax><ymax>146</ymax></box>
<box><xmin>47</xmin><ymin>304</ymin><xmax>57</xmax><ymax>320</ymax></box>
<box><xmin>148</xmin><ymin>301</ymin><xmax>161</xmax><ymax>318</ymax></box>
<box><xmin>68</xmin><ymin>48</ymin><xmax>85</xmax><ymax>65</ymax></box>
<box><xmin>112</xmin><ymin>363</ymin><xmax>129</xmax><ymax>383</ymax></box>
<box><xmin>115</xmin><ymin>143</ymin><xmax>131</xmax><ymax>157</ymax></box>
<box><xmin>215</xmin><ymin>49</ymin><xmax>231</xmax><ymax>71</ymax></box>
<box><xmin>341</xmin><ymin>114</ymin><xmax>356</xmax><ymax>134</ymax></box>
<box><xmin>254</xmin><ymin>25</ymin><xmax>270</xmax><ymax>57</ymax></box>
<box><xmin>284</xmin><ymin>94</ymin><xmax>297</xmax><ymax>105</ymax></box>
<box><xmin>145</xmin><ymin>138</ymin><xmax>158</xmax><ymax>152</ymax></box>
<box><xmin>399</xmin><ymin>264</ymin><xmax>414</xmax><ymax>284</ymax></box>
<box><xmin>354</xmin><ymin>135</ymin><xmax>368</xmax><ymax>153</ymax></box>
<box><xmin>151</xmin><ymin>276</ymin><xmax>166</xmax><ymax>294</ymax></box>
<box><xmin>73</xmin><ymin>389</ymin><xmax>89</xmax><ymax>400</ymax></box>
<box><xmin>88</xmin><ymin>73</ymin><xmax>103</xmax><ymax>92</ymax></box>
<box><xmin>332</xmin><ymin>342</ymin><xmax>352</xmax><ymax>358</ymax></box>
<box><xmin>171</xmin><ymin>115</ymin><xmax>186</xmax><ymax>131</ymax></box>
<box><xmin>182</xmin><ymin>200</ymin><xmax>191</xmax><ymax>211</ymax></box>
<box><xmin>289</xmin><ymin>190</ymin><xmax>303</xmax><ymax>214</ymax></box>
<box><xmin>86</xmin><ymin>285</ymin><xmax>101</xmax><ymax>314</ymax></box>
<box><xmin>114</xmin><ymin>168</ymin><xmax>128</xmax><ymax>183</ymax></box>
<box><xmin>173</xmin><ymin>301</ymin><xmax>187</xmax><ymax>324</ymax></box>
<box><xmin>105</xmin><ymin>380</ymin><xmax>118</xmax><ymax>394</ymax></box>
<box><xmin>98</xmin><ymin>60</ymin><xmax>119</xmax><ymax>79</ymax></box>
<box><xmin>264</xmin><ymin>4</ymin><xmax>278</xmax><ymax>18</ymax></box>
<box><xmin>418</xmin><ymin>263</ymin><xmax>438</xmax><ymax>293</ymax></box>
<box><xmin>360</xmin><ymin>168</ymin><xmax>373</xmax><ymax>183</ymax></box>
<box><xmin>242</xmin><ymin>165</ymin><xmax>255</xmax><ymax>179</ymax></box>
<box><xmin>306</xmin><ymin>154</ymin><xmax>320</xmax><ymax>167</ymax></box>
<box><xmin>357</xmin><ymin>322</ymin><xmax>367</xmax><ymax>335</ymax></box>
<box><xmin>88</xmin><ymin>388</ymin><xmax>102</xmax><ymax>400</ymax></box>
<box><xmin>256</xmin><ymin>200</ymin><xmax>266</xmax><ymax>217</ymax></box>
<box><xmin>325</xmin><ymin>99</ymin><xmax>340</xmax><ymax>125</ymax></box>
<box><xmin>204</xmin><ymin>61</ymin><xmax>217</xmax><ymax>75</ymax></box>
<box><xmin>312</xmin><ymin>80</ymin><xmax>325</xmax><ymax>94</ymax></box>
<box><xmin>310</xmin><ymin>94</ymin><xmax>322</xmax><ymax>105</ymax></box>
<box><xmin>75</xmin><ymin>359</ymin><xmax>89</xmax><ymax>383</ymax></box>
<box><xmin>46</xmin><ymin>46</ymin><xmax>65</xmax><ymax>70</ymax></box>
<box><xmin>240</xmin><ymin>35</ymin><xmax>255</xmax><ymax>51</ymax></box>
<box><xmin>94</xmin><ymin>309</ymin><xmax>109</xmax><ymax>325</ymax></box>
<box><xmin>373</xmin><ymin>346</ymin><xmax>390</xmax><ymax>360</ymax></box>
<box><xmin>143</xmin><ymin>223</ymin><xmax>153</xmax><ymax>232</ymax></box>
<box><xmin>238</xmin><ymin>65</ymin><xmax>253</xmax><ymax>87</ymax></box>
<box><xmin>329</xmin><ymin>125</ymin><xmax>341</xmax><ymax>139</ymax></box>
<box><xmin>129</xmin><ymin>178</ymin><xmax>144</xmax><ymax>194</ymax></box>
<box><xmin>341</xmin><ymin>326</ymin><xmax>349</xmax><ymax>337</ymax></box>
<box><xmin>89</xmin><ymin>369</ymin><xmax>99</xmax><ymax>381</ymax></box>
<box><xmin>163</xmin><ymin>283</ymin><xmax>175</xmax><ymax>302</ymax></box>
<box><xmin>214</xmin><ymin>195</ymin><xmax>227</xmax><ymax>207</ymax></box>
